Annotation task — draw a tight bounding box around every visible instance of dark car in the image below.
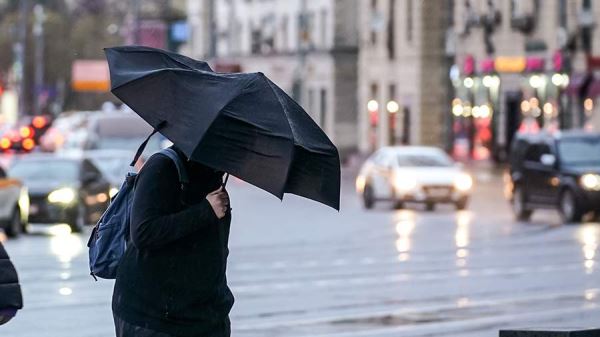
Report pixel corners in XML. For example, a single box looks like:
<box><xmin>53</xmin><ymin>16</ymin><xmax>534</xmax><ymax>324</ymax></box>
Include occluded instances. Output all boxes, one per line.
<box><xmin>8</xmin><ymin>154</ymin><xmax>111</xmax><ymax>233</ymax></box>
<box><xmin>86</xmin><ymin>149</ymin><xmax>133</xmax><ymax>198</ymax></box>
<box><xmin>506</xmin><ymin>131</ymin><xmax>600</xmax><ymax>223</ymax></box>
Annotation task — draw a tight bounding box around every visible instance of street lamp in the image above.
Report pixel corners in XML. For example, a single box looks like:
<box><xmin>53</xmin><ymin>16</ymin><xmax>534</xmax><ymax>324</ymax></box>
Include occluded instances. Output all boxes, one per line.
<box><xmin>463</xmin><ymin>77</ymin><xmax>474</xmax><ymax>88</ymax></box>
<box><xmin>367</xmin><ymin>100</ymin><xmax>379</xmax><ymax>112</ymax></box>
<box><xmin>386</xmin><ymin>100</ymin><xmax>399</xmax><ymax>113</ymax></box>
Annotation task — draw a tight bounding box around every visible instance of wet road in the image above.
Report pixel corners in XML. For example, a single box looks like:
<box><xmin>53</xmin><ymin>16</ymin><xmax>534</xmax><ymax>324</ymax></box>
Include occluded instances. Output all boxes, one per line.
<box><xmin>3</xmin><ymin>166</ymin><xmax>600</xmax><ymax>337</ymax></box>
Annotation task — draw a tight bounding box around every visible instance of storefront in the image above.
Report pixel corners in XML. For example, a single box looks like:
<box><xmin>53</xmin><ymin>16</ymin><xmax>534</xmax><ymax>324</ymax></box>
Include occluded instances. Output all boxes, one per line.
<box><xmin>449</xmin><ymin>53</ymin><xmax>571</xmax><ymax>162</ymax></box>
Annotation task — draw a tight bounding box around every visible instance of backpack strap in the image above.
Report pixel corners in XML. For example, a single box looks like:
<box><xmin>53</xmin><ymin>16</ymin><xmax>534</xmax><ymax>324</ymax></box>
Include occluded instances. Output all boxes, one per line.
<box><xmin>130</xmin><ymin>121</ymin><xmax>167</xmax><ymax>167</ymax></box>
<box><xmin>158</xmin><ymin>148</ymin><xmax>189</xmax><ymax>190</ymax></box>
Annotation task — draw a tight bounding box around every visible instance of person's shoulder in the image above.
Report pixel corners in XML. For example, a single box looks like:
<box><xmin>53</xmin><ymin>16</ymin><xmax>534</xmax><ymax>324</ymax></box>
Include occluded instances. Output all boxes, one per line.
<box><xmin>139</xmin><ymin>152</ymin><xmax>177</xmax><ymax>177</ymax></box>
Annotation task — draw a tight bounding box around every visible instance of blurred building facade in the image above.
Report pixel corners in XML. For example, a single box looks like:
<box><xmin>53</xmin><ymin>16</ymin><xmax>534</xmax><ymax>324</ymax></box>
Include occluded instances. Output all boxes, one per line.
<box><xmin>185</xmin><ymin>0</ymin><xmax>359</xmax><ymax>159</ymax></box>
<box><xmin>357</xmin><ymin>0</ymin><xmax>451</xmax><ymax>152</ymax></box>
<box><xmin>450</xmin><ymin>0</ymin><xmax>600</xmax><ymax>162</ymax></box>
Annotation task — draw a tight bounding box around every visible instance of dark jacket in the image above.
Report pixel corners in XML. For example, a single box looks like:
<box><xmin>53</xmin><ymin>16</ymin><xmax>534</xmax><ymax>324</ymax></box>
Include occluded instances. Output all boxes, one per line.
<box><xmin>0</xmin><ymin>241</ymin><xmax>23</xmax><ymax>311</ymax></box>
<box><xmin>112</xmin><ymin>148</ymin><xmax>233</xmax><ymax>336</ymax></box>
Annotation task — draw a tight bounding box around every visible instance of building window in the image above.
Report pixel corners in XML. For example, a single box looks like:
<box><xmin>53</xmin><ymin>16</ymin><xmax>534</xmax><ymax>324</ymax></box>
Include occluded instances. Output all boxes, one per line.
<box><xmin>402</xmin><ymin>106</ymin><xmax>411</xmax><ymax>144</ymax></box>
<box><xmin>387</xmin><ymin>0</ymin><xmax>396</xmax><ymax>59</ymax></box>
<box><xmin>251</xmin><ymin>23</ymin><xmax>261</xmax><ymax>54</ymax></box>
<box><xmin>320</xmin><ymin>9</ymin><xmax>328</xmax><ymax>49</ymax></box>
<box><xmin>320</xmin><ymin>88</ymin><xmax>327</xmax><ymax>127</ymax></box>
<box><xmin>406</xmin><ymin>0</ymin><xmax>413</xmax><ymax>43</ymax></box>
<box><xmin>370</xmin><ymin>0</ymin><xmax>378</xmax><ymax>45</ymax></box>
<box><xmin>388</xmin><ymin>84</ymin><xmax>397</xmax><ymax>144</ymax></box>
<box><xmin>368</xmin><ymin>83</ymin><xmax>379</xmax><ymax>151</ymax></box>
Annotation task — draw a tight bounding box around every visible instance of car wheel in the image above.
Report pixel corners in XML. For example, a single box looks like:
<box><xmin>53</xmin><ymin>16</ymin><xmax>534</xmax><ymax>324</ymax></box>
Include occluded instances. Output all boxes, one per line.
<box><xmin>455</xmin><ymin>198</ymin><xmax>468</xmax><ymax>210</ymax></box>
<box><xmin>5</xmin><ymin>207</ymin><xmax>21</xmax><ymax>238</ymax></box>
<box><xmin>363</xmin><ymin>184</ymin><xmax>375</xmax><ymax>209</ymax></box>
<box><xmin>559</xmin><ymin>189</ymin><xmax>583</xmax><ymax>224</ymax></box>
<box><xmin>425</xmin><ymin>202</ymin><xmax>435</xmax><ymax>211</ymax></box>
<box><xmin>512</xmin><ymin>186</ymin><xmax>532</xmax><ymax>221</ymax></box>
<box><xmin>69</xmin><ymin>203</ymin><xmax>86</xmax><ymax>233</ymax></box>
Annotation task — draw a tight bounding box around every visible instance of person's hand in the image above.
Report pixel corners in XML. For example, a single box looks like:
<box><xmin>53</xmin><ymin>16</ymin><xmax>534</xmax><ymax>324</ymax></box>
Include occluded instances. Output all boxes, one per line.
<box><xmin>206</xmin><ymin>187</ymin><xmax>229</xmax><ymax>219</ymax></box>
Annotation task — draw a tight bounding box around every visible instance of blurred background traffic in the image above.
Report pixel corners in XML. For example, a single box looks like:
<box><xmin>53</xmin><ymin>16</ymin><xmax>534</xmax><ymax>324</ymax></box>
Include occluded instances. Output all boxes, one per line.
<box><xmin>2</xmin><ymin>1</ymin><xmax>600</xmax><ymax>337</ymax></box>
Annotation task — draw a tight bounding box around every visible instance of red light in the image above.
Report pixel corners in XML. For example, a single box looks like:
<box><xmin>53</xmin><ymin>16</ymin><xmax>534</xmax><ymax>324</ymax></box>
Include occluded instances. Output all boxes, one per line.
<box><xmin>22</xmin><ymin>138</ymin><xmax>35</xmax><ymax>151</ymax></box>
<box><xmin>19</xmin><ymin>126</ymin><xmax>34</xmax><ymax>138</ymax></box>
<box><xmin>32</xmin><ymin>116</ymin><xmax>47</xmax><ymax>129</ymax></box>
<box><xmin>0</xmin><ymin>137</ymin><xmax>11</xmax><ymax>150</ymax></box>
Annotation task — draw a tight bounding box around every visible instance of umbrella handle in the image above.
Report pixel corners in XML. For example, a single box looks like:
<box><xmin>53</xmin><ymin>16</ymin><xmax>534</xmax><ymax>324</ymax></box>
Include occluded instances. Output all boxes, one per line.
<box><xmin>222</xmin><ymin>173</ymin><xmax>230</xmax><ymax>188</ymax></box>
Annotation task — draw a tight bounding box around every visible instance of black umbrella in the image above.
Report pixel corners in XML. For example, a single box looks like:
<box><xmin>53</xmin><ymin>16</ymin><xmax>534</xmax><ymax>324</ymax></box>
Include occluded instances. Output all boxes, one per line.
<box><xmin>105</xmin><ymin>46</ymin><xmax>340</xmax><ymax>210</ymax></box>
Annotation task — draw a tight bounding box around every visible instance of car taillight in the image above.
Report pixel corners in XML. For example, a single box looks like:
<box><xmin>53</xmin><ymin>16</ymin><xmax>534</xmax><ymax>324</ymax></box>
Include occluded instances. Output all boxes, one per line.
<box><xmin>20</xmin><ymin>126</ymin><xmax>35</xmax><ymax>138</ymax></box>
<box><xmin>32</xmin><ymin>116</ymin><xmax>48</xmax><ymax>129</ymax></box>
<box><xmin>22</xmin><ymin>138</ymin><xmax>35</xmax><ymax>151</ymax></box>
<box><xmin>0</xmin><ymin>137</ymin><xmax>11</xmax><ymax>150</ymax></box>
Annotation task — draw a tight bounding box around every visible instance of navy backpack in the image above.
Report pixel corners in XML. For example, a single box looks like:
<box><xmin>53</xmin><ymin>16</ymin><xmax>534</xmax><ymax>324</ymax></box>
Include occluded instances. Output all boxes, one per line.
<box><xmin>87</xmin><ymin>133</ymin><xmax>188</xmax><ymax>280</ymax></box>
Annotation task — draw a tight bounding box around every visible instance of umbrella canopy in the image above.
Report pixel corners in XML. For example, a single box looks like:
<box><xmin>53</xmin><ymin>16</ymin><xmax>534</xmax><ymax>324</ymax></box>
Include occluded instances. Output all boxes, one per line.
<box><xmin>105</xmin><ymin>46</ymin><xmax>340</xmax><ymax>210</ymax></box>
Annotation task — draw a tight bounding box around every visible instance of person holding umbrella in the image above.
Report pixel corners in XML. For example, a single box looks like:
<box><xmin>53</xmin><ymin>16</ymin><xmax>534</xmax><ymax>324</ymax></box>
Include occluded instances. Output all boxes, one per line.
<box><xmin>0</xmin><ymin>237</ymin><xmax>23</xmax><ymax>326</ymax></box>
<box><xmin>112</xmin><ymin>145</ymin><xmax>233</xmax><ymax>337</ymax></box>
<box><xmin>106</xmin><ymin>46</ymin><xmax>341</xmax><ymax>337</ymax></box>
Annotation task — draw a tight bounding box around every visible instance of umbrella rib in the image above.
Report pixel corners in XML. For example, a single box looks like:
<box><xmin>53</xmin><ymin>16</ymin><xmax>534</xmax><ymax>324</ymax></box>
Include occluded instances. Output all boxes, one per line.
<box><xmin>262</xmin><ymin>76</ymin><xmax>297</xmax><ymax>196</ymax></box>
<box><xmin>110</xmin><ymin>68</ymin><xmax>213</xmax><ymax>92</ymax></box>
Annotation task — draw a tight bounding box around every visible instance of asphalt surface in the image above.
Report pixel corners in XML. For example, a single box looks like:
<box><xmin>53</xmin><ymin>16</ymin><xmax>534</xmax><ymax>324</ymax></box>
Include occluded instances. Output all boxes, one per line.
<box><xmin>2</xmin><ymin>166</ymin><xmax>600</xmax><ymax>337</ymax></box>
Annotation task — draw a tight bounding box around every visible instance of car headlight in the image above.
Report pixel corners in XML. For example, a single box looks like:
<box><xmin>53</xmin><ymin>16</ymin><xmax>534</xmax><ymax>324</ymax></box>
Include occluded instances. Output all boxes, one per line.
<box><xmin>109</xmin><ymin>187</ymin><xmax>119</xmax><ymax>198</ymax></box>
<box><xmin>454</xmin><ymin>173</ymin><xmax>473</xmax><ymax>192</ymax></box>
<box><xmin>581</xmin><ymin>174</ymin><xmax>600</xmax><ymax>191</ymax></box>
<box><xmin>47</xmin><ymin>187</ymin><xmax>76</xmax><ymax>204</ymax></box>
<box><xmin>394</xmin><ymin>173</ymin><xmax>417</xmax><ymax>192</ymax></box>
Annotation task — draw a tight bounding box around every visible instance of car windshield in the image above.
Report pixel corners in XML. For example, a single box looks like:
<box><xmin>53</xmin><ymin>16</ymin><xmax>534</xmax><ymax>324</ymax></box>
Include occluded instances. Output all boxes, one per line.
<box><xmin>559</xmin><ymin>138</ymin><xmax>600</xmax><ymax>166</ymax></box>
<box><xmin>89</xmin><ymin>156</ymin><xmax>130</xmax><ymax>182</ymax></box>
<box><xmin>96</xmin><ymin>137</ymin><xmax>164</xmax><ymax>154</ymax></box>
<box><xmin>397</xmin><ymin>153</ymin><xmax>453</xmax><ymax>167</ymax></box>
<box><xmin>10</xmin><ymin>159</ymin><xmax>79</xmax><ymax>183</ymax></box>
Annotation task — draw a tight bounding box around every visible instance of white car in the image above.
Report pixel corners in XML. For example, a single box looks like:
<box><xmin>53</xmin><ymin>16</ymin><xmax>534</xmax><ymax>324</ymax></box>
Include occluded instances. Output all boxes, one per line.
<box><xmin>356</xmin><ymin>146</ymin><xmax>473</xmax><ymax>210</ymax></box>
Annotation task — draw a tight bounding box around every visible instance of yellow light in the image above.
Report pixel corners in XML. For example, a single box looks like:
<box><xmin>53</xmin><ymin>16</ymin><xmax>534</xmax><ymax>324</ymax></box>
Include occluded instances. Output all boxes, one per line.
<box><xmin>454</xmin><ymin>173</ymin><xmax>473</xmax><ymax>192</ymax></box>
<box><xmin>355</xmin><ymin>175</ymin><xmax>366</xmax><ymax>193</ymax></box>
<box><xmin>482</xmin><ymin>75</ymin><xmax>493</xmax><ymax>87</ymax></box>
<box><xmin>581</xmin><ymin>174</ymin><xmax>600</xmax><ymax>191</ymax></box>
<box><xmin>479</xmin><ymin>105</ymin><xmax>491</xmax><ymax>118</ymax></box>
<box><xmin>96</xmin><ymin>193</ymin><xmax>108</xmax><ymax>203</ymax></box>
<box><xmin>551</xmin><ymin>73</ymin><xmax>563</xmax><ymax>86</ymax></box>
<box><xmin>463</xmin><ymin>105</ymin><xmax>472</xmax><ymax>117</ymax></box>
<box><xmin>452</xmin><ymin>104</ymin><xmax>463</xmax><ymax>116</ymax></box>
<box><xmin>452</xmin><ymin>98</ymin><xmax>462</xmax><ymax>106</ymax></box>
<box><xmin>48</xmin><ymin>188</ymin><xmax>76</xmax><ymax>204</ymax></box>
<box><xmin>471</xmin><ymin>106</ymin><xmax>481</xmax><ymax>118</ymax></box>
<box><xmin>367</xmin><ymin>100</ymin><xmax>379</xmax><ymax>112</ymax></box>
<box><xmin>463</xmin><ymin>77</ymin><xmax>474</xmax><ymax>88</ymax></box>
<box><xmin>482</xmin><ymin>75</ymin><xmax>499</xmax><ymax>88</ymax></box>
<box><xmin>22</xmin><ymin>138</ymin><xmax>35</xmax><ymax>151</ymax></box>
<box><xmin>584</xmin><ymin>98</ymin><xmax>594</xmax><ymax>111</ymax></box>
<box><xmin>0</xmin><ymin>137</ymin><xmax>10</xmax><ymax>149</ymax></box>
<box><xmin>529</xmin><ymin>75</ymin><xmax>545</xmax><ymax>88</ymax></box>
<box><xmin>543</xmin><ymin>103</ymin><xmax>553</xmax><ymax>116</ymax></box>
<box><xmin>530</xmin><ymin>97</ymin><xmax>539</xmax><ymax>108</ymax></box>
<box><xmin>386</xmin><ymin>100</ymin><xmax>399</xmax><ymax>113</ymax></box>
<box><xmin>521</xmin><ymin>100</ymin><xmax>531</xmax><ymax>112</ymax></box>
